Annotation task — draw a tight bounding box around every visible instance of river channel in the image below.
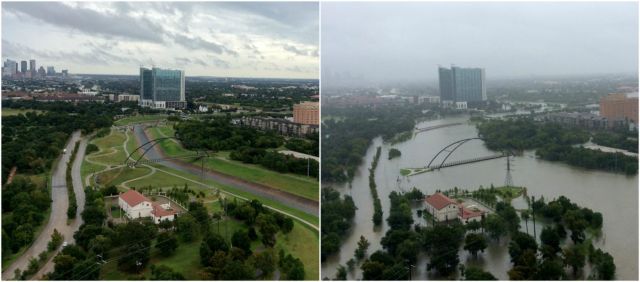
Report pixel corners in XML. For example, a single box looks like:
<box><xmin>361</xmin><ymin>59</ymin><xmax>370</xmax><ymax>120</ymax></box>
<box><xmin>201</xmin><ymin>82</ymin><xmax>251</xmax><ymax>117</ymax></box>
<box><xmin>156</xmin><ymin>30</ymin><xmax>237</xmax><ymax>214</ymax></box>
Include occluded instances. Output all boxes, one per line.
<box><xmin>321</xmin><ymin>115</ymin><xmax>638</xmax><ymax>280</ymax></box>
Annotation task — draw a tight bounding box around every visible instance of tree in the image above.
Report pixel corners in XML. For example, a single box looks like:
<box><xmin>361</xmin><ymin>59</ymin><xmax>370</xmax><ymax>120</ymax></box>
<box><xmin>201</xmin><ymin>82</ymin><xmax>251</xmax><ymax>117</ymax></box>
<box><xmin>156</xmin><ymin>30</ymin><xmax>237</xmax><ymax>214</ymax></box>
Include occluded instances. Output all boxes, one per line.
<box><xmin>590</xmin><ymin>248</ymin><xmax>615</xmax><ymax>280</ymax></box>
<box><xmin>118</xmin><ymin>242</ymin><xmax>150</xmax><ymax>273</ymax></box>
<box><xmin>354</xmin><ymin>235</ymin><xmax>370</xmax><ymax>260</ymax></box>
<box><xmin>361</xmin><ymin>260</ymin><xmax>385</xmax><ymax>280</ymax></box>
<box><xmin>200</xmin><ymin>233</ymin><xmax>229</xmax><ymax>267</ymax></box>
<box><xmin>533</xmin><ymin>258</ymin><xmax>563</xmax><ymax>280</ymax></box>
<box><xmin>563</xmin><ymin>245</ymin><xmax>586</xmax><ymax>277</ymax></box>
<box><xmin>540</xmin><ymin>226</ymin><xmax>560</xmax><ymax>255</ymax></box>
<box><xmin>256</xmin><ymin>213</ymin><xmax>279</xmax><ymax>247</ymax></box>
<box><xmin>464</xmin><ymin>233</ymin><xmax>488</xmax><ymax>258</ymax></box>
<box><xmin>150</xmin><ymin>265</ymin><xmax>185</xmax><ymax>280</ymax></box>
<box><xmin>464</xmin><ymin>266</ymin><xmax>497</xmax><ymax>280</ymax></box>
<box><xmin>47</xmin><ymin>229</ymin><xmax>64</xmax><ymax>252</ymax></box>
<box><xmin>156</xmin><ymin>232</ymin><xmax>178</xmax><ymax>256</ymax></box>
<box><xmin>564</xmin><ymin>209</ymin><xmax>587</xmax><ymax>244</ymax></box>
<box><xmin>253</xmin><ymin>250</ymin><xmax>275</xmax><ymax>278</ymax></box>
<box><xmin>176</xmin><ymin>214</ymin><xmax>199</xmax><ymax>242</ymax></box>
<box><xmin>231</xmin><ymin>230</ymin><xmax>252</xmax><ymax>255</ymax></box>
<box><xmin>220</xmin><ymin>260</ymin><xmax>255</xmax><ymax>280</ymax></box>
<box><xmin>281</xmin><ymin>217</ymin><xmax>294</xmax><ymax>234</ymax></box>
<box><xmin>484</xmin><ymin>214</ymin><xmax>507</xmax><ymax>242</ymax></box>
<box><xmin>81</xmin><ymin>205</ymin><xmax>106</xmax><ymax>226</ymax></box>
<box><xmin>335</xmin><ymin>265</ymin><xmax>347</xmax><ymax>280</ymax></box>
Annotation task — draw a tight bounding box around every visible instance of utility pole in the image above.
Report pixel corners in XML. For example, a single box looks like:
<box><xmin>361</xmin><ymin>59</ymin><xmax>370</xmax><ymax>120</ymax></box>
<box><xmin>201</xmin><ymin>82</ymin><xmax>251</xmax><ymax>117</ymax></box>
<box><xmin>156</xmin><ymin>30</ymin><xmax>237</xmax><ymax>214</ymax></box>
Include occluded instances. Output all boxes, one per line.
<box><xmin>504</xmin><ymin>152</ymin><xmax>514</xmax><ymax>187</ymax></box>
<box><xmin>307</xmin><ymin>158</ymin><xmax>310</xmax><ymax>177</ymax></box>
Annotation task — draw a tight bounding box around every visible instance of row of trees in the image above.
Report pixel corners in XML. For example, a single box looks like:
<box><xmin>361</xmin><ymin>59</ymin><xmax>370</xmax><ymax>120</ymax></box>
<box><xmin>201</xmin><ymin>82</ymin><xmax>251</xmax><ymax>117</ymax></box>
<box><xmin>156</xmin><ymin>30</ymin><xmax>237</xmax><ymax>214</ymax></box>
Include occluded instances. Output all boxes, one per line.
<box><xmin>284</xmin><ymin>133</ymin><xmax>319</xmax><ymax>156</ymax></box>
<box><xmin>66</xmin><ymin>141</ymin><xmax>79</xmax><ymax>219</ymax></box>
<box><xmin>322</xmin><ymin>105</ymin><xmax>432</xmax><ymax>183</ymax></box>
<box><xmin>592</xmin><ymin>131</ymin><xmax>638</xmax><ymax>153</ymax></box>
<box><xmin>369</xmin><ymin>147</ymin><xmax>383</xmax><ymax>225</ymax></box>
<box><xmin>321</xmin><ymin>188</ymin><xmax>357</xmax><ymax>261</ymax></box>
<box><xmin>230</xmin><ymin>147</ymin><xmax>319</xmax><ymax>178</ymax></box>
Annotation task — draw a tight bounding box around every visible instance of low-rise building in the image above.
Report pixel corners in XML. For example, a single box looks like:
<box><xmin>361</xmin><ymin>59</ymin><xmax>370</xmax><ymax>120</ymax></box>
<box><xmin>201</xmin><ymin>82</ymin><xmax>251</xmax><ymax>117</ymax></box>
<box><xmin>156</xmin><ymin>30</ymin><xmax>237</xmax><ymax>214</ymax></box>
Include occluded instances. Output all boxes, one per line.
<box><xmin>545</xmin><ymin>112</ymin><xmax>608</xmax><ymax>130</ymax></box>
<box><xmin>425</xmin><ymin>192</ymin><xmax>486</xmax><ymax>224</ymax></box>
<box><xmin>118</xmin><ymin>190</ymin><xmax>178</xmax><ymax>223</ymax></box>
<box><xmin>425</xmin><ymin>192</ymin><xmax>459</xmax><ymax>222</ymax></box>
<box><xmin>234</xmin><ymin>116</ymin><xmax>318</xmax><ymax>137</ymax></box>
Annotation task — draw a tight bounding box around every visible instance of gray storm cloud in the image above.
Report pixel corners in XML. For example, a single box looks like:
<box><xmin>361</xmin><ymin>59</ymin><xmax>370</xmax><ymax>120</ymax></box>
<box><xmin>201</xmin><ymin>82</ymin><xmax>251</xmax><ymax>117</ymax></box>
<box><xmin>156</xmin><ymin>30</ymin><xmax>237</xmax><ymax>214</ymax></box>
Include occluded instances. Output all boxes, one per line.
<box><xmin>321</xmin><ymin>2</ymin><xmax>638</xmax><ymax>87</ymax></box>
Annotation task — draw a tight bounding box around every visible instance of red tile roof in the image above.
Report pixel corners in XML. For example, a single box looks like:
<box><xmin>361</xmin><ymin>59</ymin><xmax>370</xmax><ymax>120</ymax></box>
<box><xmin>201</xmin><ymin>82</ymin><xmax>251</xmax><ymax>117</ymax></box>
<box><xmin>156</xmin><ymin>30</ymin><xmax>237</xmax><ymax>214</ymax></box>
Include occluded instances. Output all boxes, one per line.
<box><xmin>425</xmin><ymin>192</ymin><xmax>458</xmax><ymax>210</ymax></box>
<box><xmin>151</xmin><ymin>203</ymin><xmax>177</xmax><ymax>217</ymax></box>
<box><xmin>460</xmin><ymin>207</ymin><xmax>484</xmax><ymax>219</ymax></box>
<box><xmin>120</xmin><ymin>190</ymin><xmax>149</xmax><ymax>207</ymax></box>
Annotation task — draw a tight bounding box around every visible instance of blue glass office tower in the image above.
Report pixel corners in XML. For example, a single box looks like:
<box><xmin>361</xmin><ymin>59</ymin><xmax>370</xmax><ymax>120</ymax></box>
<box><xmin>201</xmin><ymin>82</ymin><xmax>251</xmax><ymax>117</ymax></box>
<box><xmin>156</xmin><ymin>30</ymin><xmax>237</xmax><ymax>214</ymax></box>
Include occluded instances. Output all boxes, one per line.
<box><xmin>139</xmin><ymin>67</ymin><xmax>186</xmax><ymax>109</ymax></box>
<box><xmin>438</xmin><ymin>65</ymin><xmax>486</xmax><ymax>102</ymax></box>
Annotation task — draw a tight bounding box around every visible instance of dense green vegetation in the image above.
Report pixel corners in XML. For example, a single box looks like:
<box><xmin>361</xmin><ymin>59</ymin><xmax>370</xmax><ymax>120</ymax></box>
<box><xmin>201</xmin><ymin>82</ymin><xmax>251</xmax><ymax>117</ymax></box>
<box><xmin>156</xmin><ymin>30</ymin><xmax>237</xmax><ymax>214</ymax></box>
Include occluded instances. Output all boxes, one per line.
<box><xmin>477</xmin><ymin>118</ymin><xmax>637</xmax><ymax>175</ymax></box>
<box><xmin>2</xmin><ymin>100</ymin><xmax>121</xmax><ymax>181</ymax></box>
<box><xmin>48</xmin><ymin>186</ymin><xmax>307</xmax><ymax>280</ymax></box>
<box><xmin>322</xmin><ymin>105</ymin><xmax>434</xmax><ymax>183</ymax></box>
<box><xmin>66</xmin><ymin>142</ymin><xmax>80</xmax><ymax>219</ymax></box>
<box><xmin>284</xmin><ymin>134</ymin><xmax>319</xmax><ymax>157</ymax></box>
<box><xmin>174</xmin><ymin>118</ymin><xmax>319</xmax><ymax>178</ymax></box>
<box><xmin>388</xmin><ymin>148</ymin><xmax>402</xmax><ymax>160</ymax></box>
<box><xmin>2</xmin><ymin>176</ymin><xmax>51</xmax><ymax>260</ymax></box>
<box><xmin>369</xmin><ymin>147</ymin><xmax>383</xmax><ymax>226</ymax></box>
<box><xmin>187</xmin><ymin>80</ymin><xmax>317</xmax><ymax>111</ymax></box>
<box><xmin>592</xmin><ymin>131</ymin><xmax>638</xmax><ymax>153</ymax></box>
<box><xmin>321</xmin><ymin>188</ymin><xmax>357</xmax><ymax>261</ymax></box>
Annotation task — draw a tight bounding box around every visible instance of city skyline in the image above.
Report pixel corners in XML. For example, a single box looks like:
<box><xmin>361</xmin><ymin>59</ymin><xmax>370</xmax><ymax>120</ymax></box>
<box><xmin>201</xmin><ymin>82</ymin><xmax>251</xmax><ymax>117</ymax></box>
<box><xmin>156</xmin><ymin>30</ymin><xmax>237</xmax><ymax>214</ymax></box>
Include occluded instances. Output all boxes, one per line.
<box><xmin>2</xmin><ymin>2</ymin><xmax>319</xmax><ymax>79</ymax></box>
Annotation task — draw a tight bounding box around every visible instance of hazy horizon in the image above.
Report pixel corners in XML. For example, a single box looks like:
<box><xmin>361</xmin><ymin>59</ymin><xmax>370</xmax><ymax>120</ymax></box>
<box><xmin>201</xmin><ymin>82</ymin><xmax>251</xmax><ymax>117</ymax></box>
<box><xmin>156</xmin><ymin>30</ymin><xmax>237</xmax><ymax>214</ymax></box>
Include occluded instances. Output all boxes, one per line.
<box><xmin>2</xmin><ymin>2</ymin><xmax>319</xmax><ymax>79</ymax></box>
<box><xmin>322</xmin><ymin>2</ymin><xmax>639</xmax><ymax>87</ymax></box>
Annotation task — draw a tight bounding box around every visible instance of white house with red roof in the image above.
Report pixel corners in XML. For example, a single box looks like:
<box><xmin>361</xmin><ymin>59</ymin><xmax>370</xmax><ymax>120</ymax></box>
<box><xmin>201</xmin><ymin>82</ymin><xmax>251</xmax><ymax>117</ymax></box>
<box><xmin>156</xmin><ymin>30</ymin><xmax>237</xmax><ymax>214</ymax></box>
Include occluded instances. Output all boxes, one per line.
<box><xmin>425</xmin><ymin>192</ymin><xmax>459</xmax><ymax>222</ymax></box>
<box><xmin>118</xmin><ymin>190</ymin><xmax>178</xmax><ymax>223</ymax></box>
<box><xmin>425</xmin><ymin>192</ymin><xmax>486</xmax><ymax>224</ymax></box>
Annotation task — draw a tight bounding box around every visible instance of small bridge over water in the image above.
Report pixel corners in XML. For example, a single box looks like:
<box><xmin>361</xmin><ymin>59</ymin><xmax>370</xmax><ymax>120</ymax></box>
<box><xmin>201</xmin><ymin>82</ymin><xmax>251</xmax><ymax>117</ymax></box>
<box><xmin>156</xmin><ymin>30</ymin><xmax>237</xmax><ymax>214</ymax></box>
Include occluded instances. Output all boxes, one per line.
<box><xmin>402</xmin><ymin>137</ymin><xmax>509</xmax><ymax>176</ymax></box>
<box><xmin>414</xmin><ymin>122</ymin><xmax>462</xmax><ymax>133</ymax></box>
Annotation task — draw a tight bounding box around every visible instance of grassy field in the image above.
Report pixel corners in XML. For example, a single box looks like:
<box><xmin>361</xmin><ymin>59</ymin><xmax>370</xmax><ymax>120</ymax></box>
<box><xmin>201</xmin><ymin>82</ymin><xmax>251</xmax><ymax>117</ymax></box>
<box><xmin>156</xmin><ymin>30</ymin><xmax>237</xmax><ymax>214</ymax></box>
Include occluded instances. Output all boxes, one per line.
<box><xmin>1</xmin><ymin>108</ymin><xmax>44</xmax><ymax>116</ymax></box>
<box><xmin>276</xmin><ymin>223</ymin><xmax>319</xmax><ymax>280</ymax></box>
<box><xmin>125</xmin><ymin>169</ymin><xmax>208</xmax><ymax>190</ymax></box>
<box><xmin>146</xmin><ymin>162</ymin><xmax>318</xmax><ymax>227</ymax></box>
<box><xmin>146</xmin><ymin>126</ymin><xmax>318</xmax><ymax>201</ymax></box>
<box><xmin>96</xmin><ymin>166</ymin><xmax>152</xmax><ymax>188</ymax></box>
<box><xmin>113</xmin><ymin>114</ymin><xmax>168</xmax><ymax>126</ymax></box>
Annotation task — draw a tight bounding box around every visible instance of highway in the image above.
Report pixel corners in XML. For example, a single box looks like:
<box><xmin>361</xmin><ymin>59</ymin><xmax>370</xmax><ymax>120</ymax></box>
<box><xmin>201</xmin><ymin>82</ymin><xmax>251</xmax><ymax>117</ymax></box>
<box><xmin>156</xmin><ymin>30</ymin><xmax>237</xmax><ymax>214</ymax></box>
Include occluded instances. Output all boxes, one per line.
<box><xmin>131</xmin><ymin>125</ymin><xmax>319</xmax><ymax>217</ymax></box>
<box><xmin>2</xmin><ymin>131</ymin><xmax>87</xmax><ymax>280</ymax></box>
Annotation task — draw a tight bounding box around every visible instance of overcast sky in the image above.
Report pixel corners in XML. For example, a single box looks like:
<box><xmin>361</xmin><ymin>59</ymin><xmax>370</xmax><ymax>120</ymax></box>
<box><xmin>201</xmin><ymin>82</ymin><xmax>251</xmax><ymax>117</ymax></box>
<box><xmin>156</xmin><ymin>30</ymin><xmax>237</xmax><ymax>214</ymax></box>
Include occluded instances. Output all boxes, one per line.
<box><xmin>322</xmin><ymin>2</ymin><xmax>638</xmax><ymax>87</ymax></box>
<box><xmin>2</xmin><ymin>2</ymin><xmax>318</xmax><ymax>78</ymax></box>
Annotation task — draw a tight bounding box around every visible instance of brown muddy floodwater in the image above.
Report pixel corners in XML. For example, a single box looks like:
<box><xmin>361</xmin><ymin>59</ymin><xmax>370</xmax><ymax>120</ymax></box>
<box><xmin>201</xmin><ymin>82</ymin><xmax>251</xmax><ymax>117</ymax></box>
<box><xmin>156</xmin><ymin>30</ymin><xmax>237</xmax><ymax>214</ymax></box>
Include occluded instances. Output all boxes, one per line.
<box><xmin>321</xmin><ymin>116</ymin><xmax>638</xmax><ymax>280</ymax></box>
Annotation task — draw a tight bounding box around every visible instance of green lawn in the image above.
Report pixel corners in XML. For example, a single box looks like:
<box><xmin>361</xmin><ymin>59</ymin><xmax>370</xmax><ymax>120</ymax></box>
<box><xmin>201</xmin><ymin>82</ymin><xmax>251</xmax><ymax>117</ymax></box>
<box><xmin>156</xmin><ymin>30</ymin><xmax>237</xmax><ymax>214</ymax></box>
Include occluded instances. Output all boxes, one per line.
<box><xmin>146</xmin><ymin>162</ymin><xmax>318</xmax><ymax>228</ymax></box>
<box><xmin>146</xmin><ymin>126</ymin><xmax>318</xmax><ymax>201</ymax></box>
<box><xmin>276</xmin><ymin>223</ymin><xmax>319</xmax><ymax>280</ymax></box>
<box><xmin>96</xmin><ymin>166</ymin><xmax>152</xmax><ymax>188</ymax></box>
<box><xmin>126</xmin><ymin>169</ymin><xmax>208</xmax><ymax>190</ymax></box>
<box><xmin>1</xmin><ymin>108</ymin><xmax>44</xmax><ymax>116</ymax></box>
<box><xmin>113</xmin><ymin>114</ymin><xmax>168</xmax><ymax>126</ymax></box>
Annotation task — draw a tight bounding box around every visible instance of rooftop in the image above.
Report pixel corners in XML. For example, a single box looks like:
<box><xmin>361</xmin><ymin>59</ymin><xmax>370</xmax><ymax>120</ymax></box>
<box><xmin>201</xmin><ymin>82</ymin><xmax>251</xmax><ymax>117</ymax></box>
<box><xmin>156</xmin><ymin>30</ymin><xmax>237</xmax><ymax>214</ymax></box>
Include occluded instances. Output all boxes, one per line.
<box><xmin>425</xmin><ymin>192</ymin><xmax>457</xmax><ymax>210</ymax></box>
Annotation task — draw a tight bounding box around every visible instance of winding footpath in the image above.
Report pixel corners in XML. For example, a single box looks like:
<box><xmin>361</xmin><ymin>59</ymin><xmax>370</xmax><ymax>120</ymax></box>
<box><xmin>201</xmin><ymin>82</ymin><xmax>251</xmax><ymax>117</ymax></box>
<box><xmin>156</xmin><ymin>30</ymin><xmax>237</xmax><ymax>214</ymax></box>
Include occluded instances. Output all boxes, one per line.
<box><xmin>2</xmin><ymin>131</ymin><xmax>87</xmax><ymax>280</ymax></box>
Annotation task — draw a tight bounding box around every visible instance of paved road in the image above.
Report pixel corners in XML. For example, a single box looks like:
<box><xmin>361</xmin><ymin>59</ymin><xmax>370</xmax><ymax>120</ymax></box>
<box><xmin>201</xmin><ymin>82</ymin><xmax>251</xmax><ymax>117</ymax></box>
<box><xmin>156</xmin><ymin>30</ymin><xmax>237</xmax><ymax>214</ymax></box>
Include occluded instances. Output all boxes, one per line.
<box><xmin>32</xmin><ymin>136</ymin><xmax>88</xmax><ymax>279</ymax></box>
<box><xmin>2</xmin><ymin>131</ymin><xmax>86</xmax><ymax>280</ymax></box>
<box><xmin>131</xmin><ymin>125</ymin><xmax>318</xmax><ymax>216</ymax></box>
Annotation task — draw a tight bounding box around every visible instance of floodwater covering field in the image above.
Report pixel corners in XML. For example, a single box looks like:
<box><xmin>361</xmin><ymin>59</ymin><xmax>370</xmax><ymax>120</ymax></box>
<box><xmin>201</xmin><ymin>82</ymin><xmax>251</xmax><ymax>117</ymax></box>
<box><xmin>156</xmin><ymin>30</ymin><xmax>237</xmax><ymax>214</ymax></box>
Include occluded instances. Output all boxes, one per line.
<box><xmin>322</xmin><ymin>115</ymin><xmax>638</xmax><ymax>280</ymax></box>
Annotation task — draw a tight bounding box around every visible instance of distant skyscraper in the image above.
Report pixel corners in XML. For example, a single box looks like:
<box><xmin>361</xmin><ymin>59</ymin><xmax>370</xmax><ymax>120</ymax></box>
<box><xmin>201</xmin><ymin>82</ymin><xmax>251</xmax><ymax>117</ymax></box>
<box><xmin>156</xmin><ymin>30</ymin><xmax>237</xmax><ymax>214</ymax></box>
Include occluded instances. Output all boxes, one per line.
<box><xmin>3</xmin><ymin>59</ymin><xmax>17</xmax><ymax>77</ymax></box>
<box><xmin>38</xmin><ymin>66</ymin><xmax>46</xmax><ymax>77</ymax></box>
<box><xmin>438</xmin><ymin>65</ymin><xmax>486</xmax><ymax>102</ymax></box>
<box><xmin>62</xmin><ymin>70</ymin><xmax>68</xmax><ymax>77</ymax></box>
<box><xmin>46</xmin><ymin>66</ymin><xmax>55</xmax><ymax>76</ymax></box>
<box><xmin>139</xmin><ymin>67</ymin><xmax>186</xmax><ymax>109</ymax></box>
<box><xmin>20</xmin><ymin>61</ymin><xmax>27</xmax><ymax>73</ymax></box>
<box><xmin>29</xmin><ymin>60</ymin><xmax>36</xmax><ymax>72</ymax></box>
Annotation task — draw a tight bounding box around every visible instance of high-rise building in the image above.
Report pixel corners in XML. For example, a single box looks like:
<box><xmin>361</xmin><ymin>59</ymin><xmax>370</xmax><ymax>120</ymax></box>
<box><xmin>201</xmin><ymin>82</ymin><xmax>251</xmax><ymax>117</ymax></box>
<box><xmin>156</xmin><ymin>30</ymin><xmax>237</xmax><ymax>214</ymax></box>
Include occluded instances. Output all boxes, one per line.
<box><xmin>600</xmin><ymin>93</ymin><xmax>638</xmax><ymax>127</ymax></box>
<box><xmin>62</xmin><ymin>70</ymin><xmax>68</xmax><ymax>77</ymax></box>
<box><xmin>29</xmin><ymin>59</ymin><xmax>36</xmax><ymax>71</ymax></box>
<box><xmin>3</xmin><ymin>59</ymin><xmax>17</xmax><ymax>77</ymax></box>
<box><xmin>293</xmin><ymin>101</ymin><xmax>319</xmax><ymax>125</ymax></box>
<box><xmin>20</xmin><ymin>61</ymin><xmax>27</xmax><ymax>73</ymax></box>
<box><xmin>46</xmin><ymin>66</ymin><xmax>55</xmax><ymax>76</ymax></box>
<box><xmin>139</xmin><ymin>67</ymin><xmax>185</xmax><ymax>109</ymax></box>
<box><xmin>438</xmin><ymin>65</ymin><xmax>486</xmax><ymax>102</ymax></box>
<box><xmin>38</xmin><ymin>66</ymin><xmax>46</xmax><ymax>77</ymax></box>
